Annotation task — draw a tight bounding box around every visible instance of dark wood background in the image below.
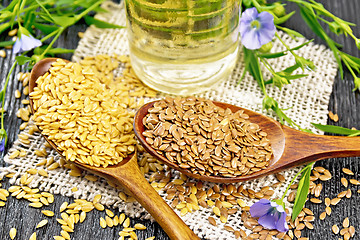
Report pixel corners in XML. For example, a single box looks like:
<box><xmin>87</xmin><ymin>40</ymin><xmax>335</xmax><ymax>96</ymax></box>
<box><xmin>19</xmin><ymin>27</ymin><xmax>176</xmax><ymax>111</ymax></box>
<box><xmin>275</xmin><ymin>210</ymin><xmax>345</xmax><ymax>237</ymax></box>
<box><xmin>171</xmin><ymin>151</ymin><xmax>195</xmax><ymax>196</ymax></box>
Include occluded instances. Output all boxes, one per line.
<box><xmin>0</xmin><ymin>0</ymin><xmax>359</xmax><ymax>239</ymax></box>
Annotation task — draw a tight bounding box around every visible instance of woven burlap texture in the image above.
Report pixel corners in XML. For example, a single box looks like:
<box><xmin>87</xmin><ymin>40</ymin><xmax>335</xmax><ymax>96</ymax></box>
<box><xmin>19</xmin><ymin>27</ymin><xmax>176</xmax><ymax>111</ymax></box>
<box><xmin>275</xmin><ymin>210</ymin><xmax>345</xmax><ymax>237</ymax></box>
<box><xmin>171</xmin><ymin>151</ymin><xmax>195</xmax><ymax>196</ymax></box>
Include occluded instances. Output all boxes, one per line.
<box><xmin>1</xmin><ymin>2</ymin><xmax>338</xmax><ymax>240</ymax></box>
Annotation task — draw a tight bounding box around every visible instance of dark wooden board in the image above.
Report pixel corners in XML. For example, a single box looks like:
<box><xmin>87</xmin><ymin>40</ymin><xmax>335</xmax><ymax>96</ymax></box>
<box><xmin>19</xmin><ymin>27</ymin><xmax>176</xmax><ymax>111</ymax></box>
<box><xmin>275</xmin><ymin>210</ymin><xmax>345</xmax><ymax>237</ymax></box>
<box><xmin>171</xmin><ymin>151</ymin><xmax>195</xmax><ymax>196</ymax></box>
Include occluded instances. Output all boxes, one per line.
<box><xmin>0</xmin><ymin>0</ymin><xmax>359</xmax><ymax>239</ymax></box>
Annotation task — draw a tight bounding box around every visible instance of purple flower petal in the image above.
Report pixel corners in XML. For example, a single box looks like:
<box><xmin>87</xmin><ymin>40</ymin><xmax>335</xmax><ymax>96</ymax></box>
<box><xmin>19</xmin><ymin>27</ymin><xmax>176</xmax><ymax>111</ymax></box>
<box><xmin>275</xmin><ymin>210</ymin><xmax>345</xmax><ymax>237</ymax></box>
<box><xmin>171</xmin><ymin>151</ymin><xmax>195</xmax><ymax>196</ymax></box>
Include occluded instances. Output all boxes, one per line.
<box><xmin>0</xmin><ymin>138</ymin><xmax>5</xmax><ymax>152</ymax></box>
<box><xmin>241</xmin><ymin>7</ymin><xmax>259</xmax><ymax>22</ymax></box>
<box><xmin>250</xmin><ymin>199</ymin><xmax>272</xmax><ymax>217</ymax></box>
<box><xmin>275</xmin><ymin>212</ymin><xmax>289</xmax><ymax>232</ymax></box>
<box><xmin>13</xmin><ymin>33</ymin><xmax>42</xmax><ymax>54</ymax></box>
<box><xmin>258</xmin><ymin>11</ymin><xmax>274</xmax><ymax>24</ymax></box>
<box><xmin>258</xmin><ymin>211</ymin><xmax>279</xmax><ymax>229</ymax></box>
<box><xmin>241</xmin><ymin>29</ymin><xmax>262</xmax><ymax>50</ymax></box>
<box><xmin>13</xmin><ymin>39</ymin><xmax>21</xmax><ymax>54</ymax></box>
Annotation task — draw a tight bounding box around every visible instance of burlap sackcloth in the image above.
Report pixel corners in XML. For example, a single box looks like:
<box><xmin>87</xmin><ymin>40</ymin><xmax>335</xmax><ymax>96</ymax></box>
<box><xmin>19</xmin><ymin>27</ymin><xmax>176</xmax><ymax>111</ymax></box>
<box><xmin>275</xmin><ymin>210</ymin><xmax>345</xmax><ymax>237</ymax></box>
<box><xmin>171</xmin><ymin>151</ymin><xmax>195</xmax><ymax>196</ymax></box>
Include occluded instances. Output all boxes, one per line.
<box><xmin>0</xmin><ymin>2</ymin><xmax>338</xmax><ymax>239</ymax></box>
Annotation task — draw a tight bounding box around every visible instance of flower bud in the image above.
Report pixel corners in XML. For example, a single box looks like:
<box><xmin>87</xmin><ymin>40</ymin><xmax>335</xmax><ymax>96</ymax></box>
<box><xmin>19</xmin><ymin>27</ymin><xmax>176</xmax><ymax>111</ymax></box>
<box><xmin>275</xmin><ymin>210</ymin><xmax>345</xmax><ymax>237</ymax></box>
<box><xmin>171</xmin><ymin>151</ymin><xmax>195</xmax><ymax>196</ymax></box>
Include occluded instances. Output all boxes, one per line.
<box><xmin>271</xmin><ymin>2</ymin><xmax>286</xmax><ymax>17</ymax></box>
<box><xmin>262</xmin><ymin>96</ymin><xmax>277</xmax><ymax>110</ymax></box>
<box><xmin>328</xmin><ymin>21</ymin><xmax>343</xmax><ymax>35</ymax></box>
<box><xmin>31</xmin><ymin>55</ymin><xmax>44</xmax><ymax>63</ymax></box>
<box><xmin>353</xmin><ymin>77</ymin><xmax>360</xmax><ymax>91</ymax></box>
<box><xmin>259</xmin><ymin>41</ymin><xmax>273</xmax><ymax>53</ymax></box>
<box><xmin>0</xmin><ymin>128</ymin><xmax>6</xmax><ymax>137</ymax></box>
<box><xmin>355</xmin><ymin>38</ymin><xmax>360</xmax><ymax>50</ymax></box>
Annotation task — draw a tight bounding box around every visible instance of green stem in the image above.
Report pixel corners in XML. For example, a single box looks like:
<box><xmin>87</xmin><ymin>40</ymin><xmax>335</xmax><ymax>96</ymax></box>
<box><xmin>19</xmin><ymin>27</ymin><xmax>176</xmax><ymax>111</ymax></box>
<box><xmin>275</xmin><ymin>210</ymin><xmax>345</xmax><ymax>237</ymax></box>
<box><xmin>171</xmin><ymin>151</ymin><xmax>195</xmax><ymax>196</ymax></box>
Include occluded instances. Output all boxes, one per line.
<box><xmin>1</xmin><ymin>61</ymin><xmax>18</xmax><ymax>130</ymax></box>
<box><xmin>74</xmin><ymin>0</ymin><xmax>105</xmax><ymax>22</ymax></box>
<box><xmin>275</xmin><ymin>32</ymin><xmax>296</xmax><ymax>56</ymax></box>
<box><xmin>40</xmin><ymin>28</ymin><xmax>61</xmax><ymax>42</ymax></box>
<box><xmin>35</xmin><ymin>0</ymin><xmax>55</xmax><ymax>23</ymax></box>
<box><xmin>280</xmin><ymin>162</ymin><xmax>314</xmax><ymax>201</ymax></box>
<box><xmin>342</xmin><ymin>55</ymin><xmax>358</xmax><ymax>79</ymax></box>
<box><xmin>253</xmin><ymin>52</ymin><xmax>268</xmax><ymax>96</ymax></box>
<box><xmin>260</xmin><ymin>57</ymin><xmax>277</xmax><ymax>75</ymax></box>
<box><xmin>39</xmin><ymin>27</ymin><xmax>64</xmax><ymax>59</ymax></box>
<box><xmin>251</xmin><ymin>0</ymin><xmax>262</xmax><ymax>10</ymax></box>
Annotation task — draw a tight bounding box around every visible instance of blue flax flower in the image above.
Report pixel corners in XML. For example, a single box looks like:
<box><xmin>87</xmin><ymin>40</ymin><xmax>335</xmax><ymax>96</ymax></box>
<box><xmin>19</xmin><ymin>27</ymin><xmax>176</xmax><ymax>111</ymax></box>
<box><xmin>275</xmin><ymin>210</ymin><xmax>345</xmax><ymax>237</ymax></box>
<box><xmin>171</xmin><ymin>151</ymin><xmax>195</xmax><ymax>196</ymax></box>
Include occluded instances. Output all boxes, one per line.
<box><xmin>13</xmin><ymin>33</ymin><xmax>42</xmax><ymax>54</ymax></box>
<box><xmin>239</xmin><ymin>7</ymin><xmax>275</xmax><ymax>50</ymax></box>
<box><xmin>0</xmin><ymin>128</ymin><xmax>7</xmax><ymax>152</ymax></box>
<box><xmin>250</xmin><ymin>199</ymin><xmax>289</xmax><ymax>232</ymax></box>
<box><xmin>0</xmin><ymin>137</ymin><xmax>5</xmax><ymax>152</ymax></box>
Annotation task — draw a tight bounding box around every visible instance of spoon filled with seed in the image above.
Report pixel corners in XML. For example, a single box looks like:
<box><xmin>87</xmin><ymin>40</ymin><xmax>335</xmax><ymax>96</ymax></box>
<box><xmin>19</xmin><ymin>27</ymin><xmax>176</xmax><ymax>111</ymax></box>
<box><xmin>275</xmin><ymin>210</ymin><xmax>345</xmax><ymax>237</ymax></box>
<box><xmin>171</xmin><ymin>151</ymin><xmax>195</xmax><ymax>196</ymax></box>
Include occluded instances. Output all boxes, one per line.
<box><xmin>29</xmin><ymin>58</ymin><xmax>199</xmax><ymax>240</ymax></box>
<box><xmin>134</xmin><ymin>97</ymin><xmax>360</xmax><ymax>183</ymax></box>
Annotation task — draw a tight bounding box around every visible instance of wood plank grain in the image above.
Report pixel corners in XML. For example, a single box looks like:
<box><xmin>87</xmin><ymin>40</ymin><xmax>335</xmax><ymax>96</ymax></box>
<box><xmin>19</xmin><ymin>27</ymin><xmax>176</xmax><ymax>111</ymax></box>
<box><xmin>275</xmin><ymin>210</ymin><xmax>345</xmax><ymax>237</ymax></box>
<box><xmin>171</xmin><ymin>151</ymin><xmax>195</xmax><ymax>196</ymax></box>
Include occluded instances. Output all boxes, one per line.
<box><xmin>0</xmin><ymin>0</ymin><xmax>359</xmax><ymax>239</ymax></box>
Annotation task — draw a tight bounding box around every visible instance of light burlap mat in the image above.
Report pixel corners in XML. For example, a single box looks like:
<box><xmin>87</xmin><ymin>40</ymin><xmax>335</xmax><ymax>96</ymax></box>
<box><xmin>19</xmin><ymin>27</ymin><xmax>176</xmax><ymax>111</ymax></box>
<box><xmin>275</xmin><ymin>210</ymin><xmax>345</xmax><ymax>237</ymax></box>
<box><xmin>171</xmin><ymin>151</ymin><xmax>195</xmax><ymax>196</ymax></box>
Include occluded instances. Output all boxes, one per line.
<box><xmin>1</xmin><ymin>2</ymin><xmax>338</xmax><ymax>239</ymax></box>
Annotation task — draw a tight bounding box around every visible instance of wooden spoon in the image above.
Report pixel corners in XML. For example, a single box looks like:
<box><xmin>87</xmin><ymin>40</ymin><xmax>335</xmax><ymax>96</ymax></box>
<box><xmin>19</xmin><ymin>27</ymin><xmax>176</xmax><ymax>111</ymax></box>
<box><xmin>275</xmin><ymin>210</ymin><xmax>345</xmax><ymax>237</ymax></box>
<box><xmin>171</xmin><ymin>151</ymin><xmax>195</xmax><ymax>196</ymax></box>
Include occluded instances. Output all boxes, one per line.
<box><xmin>134</xmin><ymin>100</ymin><xmax>360</xmax><ymax>183</ymax></box>
<box><xmin>29</xmin><ymin>58</ymin><xmax>199</xmax><ymax>240</ymax></box>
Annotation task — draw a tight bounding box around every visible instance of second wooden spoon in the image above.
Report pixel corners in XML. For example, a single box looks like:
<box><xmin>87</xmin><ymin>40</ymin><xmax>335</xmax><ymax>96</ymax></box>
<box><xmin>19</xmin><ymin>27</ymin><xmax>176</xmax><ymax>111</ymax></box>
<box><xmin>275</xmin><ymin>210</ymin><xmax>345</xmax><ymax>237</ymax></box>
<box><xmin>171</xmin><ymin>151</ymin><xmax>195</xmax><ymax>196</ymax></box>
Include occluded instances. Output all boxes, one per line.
<box><xmin>134</xmin><ymin>100</ymin><xmax>360</xmax><ymax>183</ymax></box>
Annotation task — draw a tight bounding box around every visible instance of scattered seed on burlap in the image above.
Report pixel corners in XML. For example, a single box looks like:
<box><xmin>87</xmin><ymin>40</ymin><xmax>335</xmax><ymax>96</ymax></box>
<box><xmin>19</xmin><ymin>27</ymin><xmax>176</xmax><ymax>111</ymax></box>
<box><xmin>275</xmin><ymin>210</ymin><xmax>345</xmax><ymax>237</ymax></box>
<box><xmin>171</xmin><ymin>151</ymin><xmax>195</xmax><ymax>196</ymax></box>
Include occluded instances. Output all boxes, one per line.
<box><xmin>208</xmin><ymin>216</ymin><xmax>217</xmax><ymax>226</ymax></box>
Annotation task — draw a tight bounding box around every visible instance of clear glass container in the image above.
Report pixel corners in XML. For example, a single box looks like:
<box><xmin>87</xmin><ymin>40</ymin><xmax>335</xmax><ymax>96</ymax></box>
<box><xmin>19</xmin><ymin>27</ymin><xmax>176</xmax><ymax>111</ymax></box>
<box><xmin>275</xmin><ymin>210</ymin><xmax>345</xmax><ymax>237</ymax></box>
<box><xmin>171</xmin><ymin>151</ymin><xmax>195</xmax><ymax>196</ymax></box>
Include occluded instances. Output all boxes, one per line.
<box><xmin>125</xmin><ymin>0</ymin><xmax>240</xmax><ymax>95</ymax></box>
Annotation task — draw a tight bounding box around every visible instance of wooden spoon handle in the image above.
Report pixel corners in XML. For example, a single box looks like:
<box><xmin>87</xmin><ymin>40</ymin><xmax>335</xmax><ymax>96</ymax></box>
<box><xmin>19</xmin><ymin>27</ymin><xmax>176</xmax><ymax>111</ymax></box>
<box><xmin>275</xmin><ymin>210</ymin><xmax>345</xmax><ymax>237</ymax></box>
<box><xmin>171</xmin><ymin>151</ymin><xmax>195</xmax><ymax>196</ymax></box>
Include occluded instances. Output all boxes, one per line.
<box><xmin>107</xmin><ymin>157</ymin><xmax>199</xmax><ymax>240</ymax></box>
<box><xmin>279</xmin><ymin>126</ymin><xmax>360</xmax><ymax>168</ymax></box>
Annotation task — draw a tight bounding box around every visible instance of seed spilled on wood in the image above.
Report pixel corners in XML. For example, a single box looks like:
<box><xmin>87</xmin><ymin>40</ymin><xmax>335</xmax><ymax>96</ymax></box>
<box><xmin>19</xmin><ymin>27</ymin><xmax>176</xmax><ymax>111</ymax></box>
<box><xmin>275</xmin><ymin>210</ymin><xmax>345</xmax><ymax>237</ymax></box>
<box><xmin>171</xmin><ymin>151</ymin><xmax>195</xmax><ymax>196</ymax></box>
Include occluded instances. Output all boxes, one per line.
<box><xmin>342</xmin><ymin>168</ymin><xmax>354</xmax><ymax>175</ymax></box>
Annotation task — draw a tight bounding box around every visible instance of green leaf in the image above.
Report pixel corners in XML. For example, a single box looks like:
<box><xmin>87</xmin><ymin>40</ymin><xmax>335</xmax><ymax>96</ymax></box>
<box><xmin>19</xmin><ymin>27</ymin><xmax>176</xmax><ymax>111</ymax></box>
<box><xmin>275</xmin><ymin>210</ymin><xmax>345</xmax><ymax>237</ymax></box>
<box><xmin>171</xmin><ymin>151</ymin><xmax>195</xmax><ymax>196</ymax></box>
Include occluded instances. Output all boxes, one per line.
<box><xmin>0</xmin><ymin>21</ymin><xmax>11</xmax><ymax>35</ymax></box>
<box><xmin>84</xmin><ymin>16</ymin><xmax>125</xmax><ymax>29</ymax></box>
<box><xmin>0</xmin><ymin>10</ymin><xmax>13</xmax><ymax>21</ymax></box>
<box><xmin>23</xmin><ymin>11</ymin><xmax>36</xmax><ymax>30</ymax></box>
<box><xmin>281</xmin><ymin>73</ymin><xmax>308</xmax><ymax>80</ymax></box>
<box><xmin>258</xmin><ymin>40</ymin><xmax>313</xmax><ymax>59</ymax></box>
<box><xmin>52</xmin><ymin>15</ymin><xmax>76</xmax><ymax>27</ymax></box>
<box><xmin>0</xmin><ymin>0</ymin><xmax>18</xmax><ymax>13</ymax></box>
<box><xmin>259</xmin><ymin>51</ymin><xmax>287</xmax><ymax>59</ymax></box>
<box><xmin>0</xmin><ymin>40</ymin><xmax>14</xmax><ymax>47</ymax></box>
<box><xmin>298</xmin><ymin>5</ymin><xmax>327</xmax><ymax>41</ymax></box>
<box><xmin>77</xmin><ymin>2</ymin><xmax>107</xmax><ymax>13</ymax></box>
<box><xmin>340</xmin><ymin>52</ymin><xmax>360</xmax><ymax>72</ymax></box>
<box><xmin>292</xmin><ymin>164</ymin><xmax>312</xmax><ymax>221</ymax></box>
<box><xmin>243</xmin><ymin>47</ymin><xmax>265</xmax><ymax>93</ymax></box>
<box><xmin>327</xmin><ymin>40</ymin><xmax>343</xmax><ymax>78</ymax></box>
<box><xmin>276</xmin><ymin>26</ymin><xmax>304</xmax><ymax>38</ymax></box>
<box><xmin>311</xmin><ymin>123</ymin><xmax>360</xmax><ymax>136</ymax></box>
<box><xmin>34</xmin><ymin>46</ymin><xmax>74</xmax><ymax>56</ymax></box>
<box><xmin>32</xmin><ymin>23</ymin><xmax>59</xmax><ymax>35</ymax></box>
<box><xmin>15</xmin><ymin>56</ymin><xmax>32</xmax><ymax>65</ymax></box>
<box><xmin>273</xmin><ymin>11</ymin><xmax>295</xmax><ymax>25</ymax></box>
<box><xmin>0</xmin><ymin>90</ymin><xmax>4</xmax><ymax>103</ymax></box>
<box><xmin>282</xmin><ymin>63</ymin><xmax>301</xmax><ymax>74</ymax></box>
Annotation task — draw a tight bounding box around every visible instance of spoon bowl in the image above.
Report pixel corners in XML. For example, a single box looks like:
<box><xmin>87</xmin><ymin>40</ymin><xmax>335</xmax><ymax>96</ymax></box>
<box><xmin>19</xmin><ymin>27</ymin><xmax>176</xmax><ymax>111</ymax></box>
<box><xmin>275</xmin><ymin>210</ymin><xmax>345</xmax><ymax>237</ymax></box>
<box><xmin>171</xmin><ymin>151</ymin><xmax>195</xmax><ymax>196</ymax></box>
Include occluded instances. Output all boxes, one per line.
<box><xmin>29</xmin><ymin>58</ymin><xmax>199</xmax><ymax>240</ymax></box>
<box><xmin>134</xmin><ymin>101</ymin><xmax>360</xmax><ymax>183</ymax></box>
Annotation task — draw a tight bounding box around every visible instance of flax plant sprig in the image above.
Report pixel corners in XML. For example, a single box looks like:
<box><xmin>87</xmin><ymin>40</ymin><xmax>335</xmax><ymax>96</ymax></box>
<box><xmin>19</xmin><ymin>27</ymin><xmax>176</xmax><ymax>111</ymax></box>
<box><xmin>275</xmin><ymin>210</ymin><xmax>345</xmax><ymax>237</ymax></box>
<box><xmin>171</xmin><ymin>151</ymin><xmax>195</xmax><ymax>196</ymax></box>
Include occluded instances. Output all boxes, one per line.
<box><xmin>0</xmin><ymin>0</ymin><xmax>125</xmax><ymax>152</ymax></box>
<box><xmin>239</xmin><ymin>1</ymin><xmax>360</xmax><ymax>223</ymax></box>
